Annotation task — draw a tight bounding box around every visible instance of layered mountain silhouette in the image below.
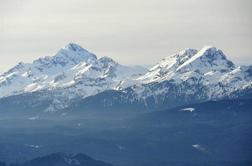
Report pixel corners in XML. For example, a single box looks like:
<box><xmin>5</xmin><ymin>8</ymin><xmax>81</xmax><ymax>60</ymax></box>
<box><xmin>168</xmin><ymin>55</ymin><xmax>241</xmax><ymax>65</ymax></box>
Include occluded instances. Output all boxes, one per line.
<box><xmin>0</xmin><ymin>98</ymin><xmax>251</xmax><ymax>166</ymax></box>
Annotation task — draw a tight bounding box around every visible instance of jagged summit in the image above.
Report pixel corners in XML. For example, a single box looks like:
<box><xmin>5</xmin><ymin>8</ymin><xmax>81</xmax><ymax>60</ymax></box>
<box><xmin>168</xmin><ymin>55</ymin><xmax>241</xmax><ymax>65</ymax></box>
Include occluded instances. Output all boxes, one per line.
<box><xmin>63</xmin><ymin>43</ymin><xmax>97</xmax><ymax>59</ymax></box>
<box><xmin>31</xmin><ymin>43</ymin><xmax>97</xmax><ymax>71</ymax></box>
<box><xmin>55</xmin><ymin>43</ymin><xmax>97</xmax><ymax>63</ymax></box>
<box><xmin>64</xmin><ymin>43</ymin><xmax>86</xmax><ymax>51</ymax></box>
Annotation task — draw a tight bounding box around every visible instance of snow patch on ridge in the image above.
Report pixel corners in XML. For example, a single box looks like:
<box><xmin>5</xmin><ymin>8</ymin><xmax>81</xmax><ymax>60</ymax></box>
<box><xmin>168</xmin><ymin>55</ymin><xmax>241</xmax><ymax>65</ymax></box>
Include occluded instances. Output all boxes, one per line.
<box><xmin>180</xmin><ymin>108</ymin><xmax>195</xmax><ymax>112</ymax></box>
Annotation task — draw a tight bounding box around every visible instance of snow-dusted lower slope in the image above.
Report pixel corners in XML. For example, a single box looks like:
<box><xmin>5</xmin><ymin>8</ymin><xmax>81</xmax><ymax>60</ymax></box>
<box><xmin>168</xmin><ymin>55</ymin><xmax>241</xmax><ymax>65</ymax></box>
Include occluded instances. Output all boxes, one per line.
<box><xmin>0</xmin><ymin>43</ymin><xmax>147</xmax><ymax>99</ymax></box>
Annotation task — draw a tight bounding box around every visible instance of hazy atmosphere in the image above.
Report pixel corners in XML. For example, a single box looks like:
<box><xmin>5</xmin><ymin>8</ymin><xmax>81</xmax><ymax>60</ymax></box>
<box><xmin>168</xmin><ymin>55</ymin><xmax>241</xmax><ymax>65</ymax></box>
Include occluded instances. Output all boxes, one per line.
<box><xmin>1</xmin><ymin>1</ymin><xmax>252</xmax><ymax>166</ymax></box>
<box><xmin>0</xmin><ymin>0</ymin><xmax>251</xmax><ymax>72</ymax></box>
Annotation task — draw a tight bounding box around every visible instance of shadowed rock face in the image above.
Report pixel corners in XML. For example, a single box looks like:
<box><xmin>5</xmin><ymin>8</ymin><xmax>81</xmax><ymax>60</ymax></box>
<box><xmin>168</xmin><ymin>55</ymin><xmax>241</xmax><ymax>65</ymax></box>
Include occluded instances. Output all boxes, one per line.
<box><xmin>8</xmin><ymin>152</ymin><xmax>113</xmax><ymax>166</ymax></box>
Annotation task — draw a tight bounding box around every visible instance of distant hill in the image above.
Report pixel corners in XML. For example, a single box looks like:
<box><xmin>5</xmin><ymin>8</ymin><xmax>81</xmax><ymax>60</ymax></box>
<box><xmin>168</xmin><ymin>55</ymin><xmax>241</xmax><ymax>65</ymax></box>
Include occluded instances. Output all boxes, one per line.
<box><xmin>5</xmin><ymin>152</ymin><xmax>113</xmax><ymax>166</ymax></box>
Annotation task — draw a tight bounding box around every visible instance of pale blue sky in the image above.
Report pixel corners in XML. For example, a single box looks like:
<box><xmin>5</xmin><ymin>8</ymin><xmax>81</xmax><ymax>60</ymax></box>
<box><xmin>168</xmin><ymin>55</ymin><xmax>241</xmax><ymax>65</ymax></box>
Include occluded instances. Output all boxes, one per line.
<box><xmin>0</xmin><ymin>0</ymin><xmax>251</xmax><ymax>72</ymax></box>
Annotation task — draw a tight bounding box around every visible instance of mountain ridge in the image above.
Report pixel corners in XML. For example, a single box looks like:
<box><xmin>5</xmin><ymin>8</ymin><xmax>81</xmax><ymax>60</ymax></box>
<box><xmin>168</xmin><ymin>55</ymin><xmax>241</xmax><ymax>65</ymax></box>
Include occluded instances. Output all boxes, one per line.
<box><xmin>0</xmin><ymin>43</ymin><xmax>251</xmax><ymax>112</ymax></box>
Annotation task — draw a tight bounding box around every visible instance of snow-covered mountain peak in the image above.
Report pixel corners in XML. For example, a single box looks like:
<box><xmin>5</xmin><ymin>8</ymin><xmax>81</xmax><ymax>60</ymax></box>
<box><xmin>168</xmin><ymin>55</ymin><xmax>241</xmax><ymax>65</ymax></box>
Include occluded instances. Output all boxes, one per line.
<box><xmin>29</xmin><ymin>43</ymin><xmax>98</xmax><ymax>75</ymax></box>
<box><xmin>137</xmin><ymin>46</ymin><xmax>238</xmax><ymax>84</ymax></box>
<box><xmin>0</xmin><ymin>43</ymin><xmax>147</xmax><ymax>100</ymax></box>
<box><xmin>176</xmin><ymin>46</ymin><xmax>235</xmax><ymax>73</ymax></box>
<box><xmin>138</xmin><ymin>48</ymin><xmax>198</xmax><ymax>83</ymax></box>
<box><xmin>122</xmin><ymin>47</ymin><xmax>252</xmax><ymax>111</ymax></box>
<box><xmin>191</xmin><ymin>46</ymin><xmax>229</xmax><ymax>64</ymax></box>
<box><xmin>55</xmin><ymin>43</ymin><xmax>97</xmax><ymax>63</ymax></box>
<box><xmin>64</xmin><ymin>43</ymin><xmax>86</xmax><ymax>51</ymax></box>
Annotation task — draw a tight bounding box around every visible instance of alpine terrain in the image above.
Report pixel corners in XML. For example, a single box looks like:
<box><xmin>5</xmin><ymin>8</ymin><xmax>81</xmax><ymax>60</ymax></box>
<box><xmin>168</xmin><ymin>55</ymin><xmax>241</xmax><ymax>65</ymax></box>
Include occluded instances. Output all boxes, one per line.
<box><xmin>0</xmin><ymin>43</ymin><xmax>251</xmax><ymax>166</ymax></box>
<box><xmin>0</xmin><ymin>43</ymin><xmax>251</xmax><ymax>112</ymax></box>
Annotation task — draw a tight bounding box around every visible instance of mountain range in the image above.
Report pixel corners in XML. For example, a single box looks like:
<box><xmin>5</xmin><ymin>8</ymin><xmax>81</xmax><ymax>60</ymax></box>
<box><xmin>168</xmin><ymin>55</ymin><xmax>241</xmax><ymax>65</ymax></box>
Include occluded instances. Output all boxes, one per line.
<box><xmin>0</xmin><ymin>43</ymin><xmax>251</xmax><ymax>113</ymax></box>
